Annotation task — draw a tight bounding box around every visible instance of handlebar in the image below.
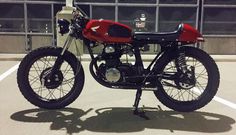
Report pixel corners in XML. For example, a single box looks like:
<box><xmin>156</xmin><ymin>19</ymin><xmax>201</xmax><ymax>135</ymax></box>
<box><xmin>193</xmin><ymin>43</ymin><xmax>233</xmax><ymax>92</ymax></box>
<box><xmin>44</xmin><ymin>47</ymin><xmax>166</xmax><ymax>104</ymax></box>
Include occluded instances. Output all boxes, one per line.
<box><xmin>72</xmin><ymin>0</ymin><xmax>89</xmax><ymax>19</ymax></box>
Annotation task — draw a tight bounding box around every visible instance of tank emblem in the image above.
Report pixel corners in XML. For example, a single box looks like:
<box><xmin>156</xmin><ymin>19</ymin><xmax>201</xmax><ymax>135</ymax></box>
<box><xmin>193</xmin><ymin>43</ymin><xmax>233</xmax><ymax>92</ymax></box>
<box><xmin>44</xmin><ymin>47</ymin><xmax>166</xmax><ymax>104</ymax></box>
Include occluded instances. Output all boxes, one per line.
<box><xmin>91</xmin><ymin>26</ymin><xmax>100</xmax><ymax>32</ymax></box>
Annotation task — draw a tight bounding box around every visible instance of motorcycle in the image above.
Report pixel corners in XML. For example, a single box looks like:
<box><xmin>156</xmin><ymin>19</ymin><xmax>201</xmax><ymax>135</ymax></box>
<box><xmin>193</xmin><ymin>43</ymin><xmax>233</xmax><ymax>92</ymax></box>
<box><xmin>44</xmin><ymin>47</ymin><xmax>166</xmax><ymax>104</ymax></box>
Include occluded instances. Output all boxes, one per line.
<box><xmin>17</xmin><ymin>7</ymin><xmax>220</xmax><ymax>116</ymax></box>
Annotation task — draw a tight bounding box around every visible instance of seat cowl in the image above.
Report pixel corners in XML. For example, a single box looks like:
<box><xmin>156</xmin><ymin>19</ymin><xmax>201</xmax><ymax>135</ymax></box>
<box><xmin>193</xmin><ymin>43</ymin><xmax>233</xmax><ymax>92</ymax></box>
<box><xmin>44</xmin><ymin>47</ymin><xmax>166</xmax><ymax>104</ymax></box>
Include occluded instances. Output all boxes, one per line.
<box><xmin>133</xmin><ymin>24</ymin><xmax>183</xmax><ymax>43</ymax></box>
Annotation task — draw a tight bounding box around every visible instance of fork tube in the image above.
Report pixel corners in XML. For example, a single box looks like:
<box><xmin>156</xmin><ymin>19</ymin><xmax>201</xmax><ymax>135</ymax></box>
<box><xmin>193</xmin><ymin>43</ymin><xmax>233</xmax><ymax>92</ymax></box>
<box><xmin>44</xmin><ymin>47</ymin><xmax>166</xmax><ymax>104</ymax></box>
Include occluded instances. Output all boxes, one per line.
<box><xmin>50</xmin><ymin>36</ymin><xmax>73</xmax><ymax>75</ymax></box>
<box><xmin>60</xmin><ymin>35</ymin><xmax>73</xmax><ymax>56</ymax></box>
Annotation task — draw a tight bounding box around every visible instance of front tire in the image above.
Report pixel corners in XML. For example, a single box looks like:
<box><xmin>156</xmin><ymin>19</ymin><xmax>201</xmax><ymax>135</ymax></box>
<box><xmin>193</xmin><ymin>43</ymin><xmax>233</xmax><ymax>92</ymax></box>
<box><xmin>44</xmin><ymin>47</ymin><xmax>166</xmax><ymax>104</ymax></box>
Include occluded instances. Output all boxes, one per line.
<box><xmin>17</xmin><ymin>47</ymin><xmax>85</xmax><ymax>109</ymax></box>
<box><xmin>153</xmin><ymin>47</ymin><xmax>220</xmax><ymax>112</ymax></box>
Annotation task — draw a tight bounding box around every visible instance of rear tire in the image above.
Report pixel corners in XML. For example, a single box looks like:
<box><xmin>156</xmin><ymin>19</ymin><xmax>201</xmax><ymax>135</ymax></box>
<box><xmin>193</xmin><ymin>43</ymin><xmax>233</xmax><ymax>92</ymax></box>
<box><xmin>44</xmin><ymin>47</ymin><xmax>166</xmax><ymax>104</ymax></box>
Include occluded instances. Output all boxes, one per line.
<box><xmin>153</xmin><ymin>47</ymin><xmax>220</xmax><ymax>112</ymax></box>
<box><xmin>17</xmin><ymin>47</ymin><xmax>85</xmax><ymax>109</ymax></box>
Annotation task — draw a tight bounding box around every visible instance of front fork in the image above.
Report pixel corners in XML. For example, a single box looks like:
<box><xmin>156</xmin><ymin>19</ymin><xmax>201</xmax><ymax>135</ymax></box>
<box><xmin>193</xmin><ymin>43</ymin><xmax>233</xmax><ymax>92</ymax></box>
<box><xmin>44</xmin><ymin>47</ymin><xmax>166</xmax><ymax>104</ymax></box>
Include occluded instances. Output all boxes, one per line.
<box><xmin>60</xmin><ymin>36</ymin><xmax>73</xmax><ymax>56</ymax></box>
<box><xmin>50</xmin><ymin>36</ymin><xmax>73</xmax><ymax>76</ymax></box>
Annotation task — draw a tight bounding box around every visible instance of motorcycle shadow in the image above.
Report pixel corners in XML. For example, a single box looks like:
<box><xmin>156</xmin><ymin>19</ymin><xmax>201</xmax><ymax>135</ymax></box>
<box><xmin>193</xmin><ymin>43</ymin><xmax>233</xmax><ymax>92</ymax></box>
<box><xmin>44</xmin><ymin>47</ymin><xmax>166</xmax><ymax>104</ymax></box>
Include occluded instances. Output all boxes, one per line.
<box><xmin>11</xmin><ymin>107</ymin><xmax>235</xmax><ymax>134</ymax></box>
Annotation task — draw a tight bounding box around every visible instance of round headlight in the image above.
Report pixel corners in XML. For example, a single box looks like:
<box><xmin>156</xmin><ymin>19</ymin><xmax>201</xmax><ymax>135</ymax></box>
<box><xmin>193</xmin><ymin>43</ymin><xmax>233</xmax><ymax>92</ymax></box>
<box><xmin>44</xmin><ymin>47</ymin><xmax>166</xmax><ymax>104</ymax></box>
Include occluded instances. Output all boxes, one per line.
<box><xmin>58</xmin><ymin>19</ymin><xmax>70</xmax><ymax>35</ymax></box>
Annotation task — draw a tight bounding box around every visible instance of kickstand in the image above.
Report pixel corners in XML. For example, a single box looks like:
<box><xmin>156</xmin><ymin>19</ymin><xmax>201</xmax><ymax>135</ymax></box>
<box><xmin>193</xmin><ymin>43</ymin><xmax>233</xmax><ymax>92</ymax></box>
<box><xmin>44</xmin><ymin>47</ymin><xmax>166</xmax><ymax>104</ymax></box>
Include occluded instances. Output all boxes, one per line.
<box><xmin>133</xmin><ymin>87</ymin><xmax>149</xmax><ymax>120</ymax></box>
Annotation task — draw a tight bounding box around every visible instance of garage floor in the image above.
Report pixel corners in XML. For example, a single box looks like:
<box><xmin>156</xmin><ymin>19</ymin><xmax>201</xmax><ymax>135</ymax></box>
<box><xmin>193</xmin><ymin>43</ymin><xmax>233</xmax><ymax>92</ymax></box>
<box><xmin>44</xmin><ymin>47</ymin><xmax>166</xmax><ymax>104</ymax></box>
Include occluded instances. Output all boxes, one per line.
<box><xmin>0</xmin><ymin>61</ymin><xmax>236</xmax><ymax>135</ymax></box>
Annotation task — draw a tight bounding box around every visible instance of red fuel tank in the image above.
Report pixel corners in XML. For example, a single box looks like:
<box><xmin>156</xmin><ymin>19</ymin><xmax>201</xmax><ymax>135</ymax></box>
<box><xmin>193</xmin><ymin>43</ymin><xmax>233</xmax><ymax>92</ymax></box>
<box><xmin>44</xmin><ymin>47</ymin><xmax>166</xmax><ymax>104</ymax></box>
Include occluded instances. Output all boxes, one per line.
<box><xmin>83</xmin><ymin>19</ymin><xmax>132</xmax><ymax>43</ymax></box>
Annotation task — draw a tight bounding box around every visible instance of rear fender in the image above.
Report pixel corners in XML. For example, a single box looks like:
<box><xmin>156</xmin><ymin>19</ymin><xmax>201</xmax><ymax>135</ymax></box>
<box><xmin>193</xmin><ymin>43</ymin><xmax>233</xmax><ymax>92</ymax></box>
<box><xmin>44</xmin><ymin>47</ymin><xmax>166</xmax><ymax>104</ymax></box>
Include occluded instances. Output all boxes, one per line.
<box><xmin>178</xmin><ymin>24</ymin><xmax>204</xmax><ymax>43</ymax></box>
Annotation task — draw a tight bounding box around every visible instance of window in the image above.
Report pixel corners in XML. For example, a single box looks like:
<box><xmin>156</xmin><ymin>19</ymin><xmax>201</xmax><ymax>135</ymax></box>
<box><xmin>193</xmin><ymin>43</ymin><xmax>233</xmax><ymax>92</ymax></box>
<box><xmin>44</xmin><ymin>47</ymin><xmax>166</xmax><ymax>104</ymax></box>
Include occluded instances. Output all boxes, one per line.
<box><xmin>204</xmin><ymin>0</ymin><xmax>236</xmax><ymax>5</ymax></box>
<box><xmin>26</xmin><ymin>0</ymin><xmax>64</xmax><ymax>1</ymax></box>
<box><xmin>27</xmin><ymin>4</ymin><xmax>52</xmax><ymax>33</ymax></box>
<box><xmin>76</xmin><ymin>0</ymin><xmax>115</xmax><ymax>3</ymax></box>
<box><xmin>0</xmin><ymin>35</ymin><xmax>26</xmax><ymax>53</ymax></box>
<box><xmin>118</xmin><ymin>7</ymin><xmax>156</xmax><ymax>32</ymax></box>
<box><xmin>0</xmin><ymin>4</ymin><xmax>24</xmax><ymax>32</ymax></box>
<box><xmin>159</xmin><ymin>7</ymin><xmax>197</xmax><ymax>32</ymax></box>
<box><xmin>118</xmin><ymin>0</ymin><xmax>156</xmax><ymax>4</ymax></box>
<box><xmin>0</xmin><ymin>0</ymin><xmax>24</xmax><ymax>1</ymax></box>
<box><xmin>54</xmin><ymin>4</ymin><xmax>65</xmax><ymax>17</ymax></box>
<box><xmin>77</xmin><ymin>5</ymin><xmax>90</xmax><ymax>17</ymax></box>
<box><xmin>203</xmin><ymin>7</ymin><xmax>236</xmax><ymax>35</ymax></box>
<box><xmin>92</xmin><ymin>6</ymin><xmax>115</xmax><ymax>20</ymax></box>
<box><xmin>159</xmin><ymin>0</ymin><xmax>197</xmax><ymax>4</ymax></box>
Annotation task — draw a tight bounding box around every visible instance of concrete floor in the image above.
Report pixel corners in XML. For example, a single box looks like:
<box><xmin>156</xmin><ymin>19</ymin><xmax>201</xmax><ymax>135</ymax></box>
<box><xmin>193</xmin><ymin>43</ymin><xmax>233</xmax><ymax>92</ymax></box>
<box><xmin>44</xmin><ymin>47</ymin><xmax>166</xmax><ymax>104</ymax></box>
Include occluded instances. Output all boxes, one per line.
<box><xmin>0</xmin><ymin>61</ymin><xmax>236</xmax><ymax>135</ymax></box>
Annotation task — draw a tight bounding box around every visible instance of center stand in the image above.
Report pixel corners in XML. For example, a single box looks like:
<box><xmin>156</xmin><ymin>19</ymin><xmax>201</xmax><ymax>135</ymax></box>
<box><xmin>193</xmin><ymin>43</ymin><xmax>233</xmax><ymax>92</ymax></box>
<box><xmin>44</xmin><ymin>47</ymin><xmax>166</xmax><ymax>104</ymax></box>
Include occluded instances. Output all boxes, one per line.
<box><xmin>133</xmin><ymin>87</ymin><xmax>149</xmax><ymax>120</ymax></box>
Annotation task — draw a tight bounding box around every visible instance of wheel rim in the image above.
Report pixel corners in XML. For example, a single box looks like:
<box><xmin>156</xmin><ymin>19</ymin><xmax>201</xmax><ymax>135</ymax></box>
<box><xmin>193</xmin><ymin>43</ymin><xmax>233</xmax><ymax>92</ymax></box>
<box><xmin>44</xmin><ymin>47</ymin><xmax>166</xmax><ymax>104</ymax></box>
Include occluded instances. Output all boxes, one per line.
<box><xmin>162</xmin><ymin>56</ymin><xmax>209</xmax><ymax>102</ymax></box>
<box><xmin>27</xmin><ymin>55</ymin><xmax>76</xmax><ymax>102</ymax></box>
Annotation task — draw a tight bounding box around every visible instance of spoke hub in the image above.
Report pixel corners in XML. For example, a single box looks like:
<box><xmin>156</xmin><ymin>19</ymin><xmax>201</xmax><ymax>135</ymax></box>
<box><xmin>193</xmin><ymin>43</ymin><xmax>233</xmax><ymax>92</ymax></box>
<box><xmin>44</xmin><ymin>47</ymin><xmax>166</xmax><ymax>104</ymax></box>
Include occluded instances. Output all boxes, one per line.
<box><xmin>175</xmin><ymin>67</ymin><xmax>196</xmax><ymax>90</ymax></box>
<box><xmin>40</xmin><ymin>68</ymin><xmax>63</xmax><ymax>89</ymax></box>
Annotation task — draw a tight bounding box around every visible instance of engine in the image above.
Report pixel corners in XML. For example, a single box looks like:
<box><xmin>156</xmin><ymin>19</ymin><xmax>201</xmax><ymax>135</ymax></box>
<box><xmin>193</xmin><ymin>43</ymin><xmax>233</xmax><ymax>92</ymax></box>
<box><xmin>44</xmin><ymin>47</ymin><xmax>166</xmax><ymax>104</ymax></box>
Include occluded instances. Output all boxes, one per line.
<box><xmin>97</xmin><ymin>44</ymin><xmax>136</xmax><ymax>83</ymax></box>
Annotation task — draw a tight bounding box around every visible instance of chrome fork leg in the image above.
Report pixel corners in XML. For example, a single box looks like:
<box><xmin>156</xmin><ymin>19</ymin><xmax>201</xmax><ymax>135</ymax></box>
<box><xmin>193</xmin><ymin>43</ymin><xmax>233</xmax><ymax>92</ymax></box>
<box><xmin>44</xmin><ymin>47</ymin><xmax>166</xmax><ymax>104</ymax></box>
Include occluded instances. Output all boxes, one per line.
<box><xmin>60</xmin><ymin>35</ymin><xmax>73</xmax><ymax>55</ymax></box>
<box><xmin>49</xmin><ymin>36</ymin><xmax>73</xmax><ymax>76</ymax></box>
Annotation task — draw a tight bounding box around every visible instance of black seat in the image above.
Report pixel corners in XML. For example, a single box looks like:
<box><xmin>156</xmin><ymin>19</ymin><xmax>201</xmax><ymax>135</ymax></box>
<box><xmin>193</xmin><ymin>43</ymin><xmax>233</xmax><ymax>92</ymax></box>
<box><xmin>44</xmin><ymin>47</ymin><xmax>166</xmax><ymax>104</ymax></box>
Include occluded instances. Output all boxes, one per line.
<box><xmin>133</xmin><ymin>24</ymin><xmax>183</xmax><ymax>43</ymax></box>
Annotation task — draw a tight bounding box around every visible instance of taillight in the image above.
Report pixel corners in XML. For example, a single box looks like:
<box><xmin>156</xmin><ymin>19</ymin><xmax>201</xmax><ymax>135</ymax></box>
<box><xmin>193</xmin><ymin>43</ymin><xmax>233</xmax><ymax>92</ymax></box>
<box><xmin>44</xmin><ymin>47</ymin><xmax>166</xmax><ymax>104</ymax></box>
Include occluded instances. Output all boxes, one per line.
<box><xmin>197</xmin><ymin>37</ymin><xmax>204</xmax><ymax>42</ymax></box>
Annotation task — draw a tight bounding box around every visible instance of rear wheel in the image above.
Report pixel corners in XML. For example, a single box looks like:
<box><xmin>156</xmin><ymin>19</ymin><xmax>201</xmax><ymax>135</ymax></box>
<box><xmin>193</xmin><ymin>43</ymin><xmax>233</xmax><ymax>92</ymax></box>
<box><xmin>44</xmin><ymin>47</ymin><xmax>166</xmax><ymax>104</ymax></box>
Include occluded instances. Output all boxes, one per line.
<box><xmin>17</xmin><ymin>47</ymin><xmax>84</xmax><ymax>109</ymax></box>
<box><xmin>153</xmin><ymin>47</ymin><xmax>220</xmax><ymax>112</ymax></box>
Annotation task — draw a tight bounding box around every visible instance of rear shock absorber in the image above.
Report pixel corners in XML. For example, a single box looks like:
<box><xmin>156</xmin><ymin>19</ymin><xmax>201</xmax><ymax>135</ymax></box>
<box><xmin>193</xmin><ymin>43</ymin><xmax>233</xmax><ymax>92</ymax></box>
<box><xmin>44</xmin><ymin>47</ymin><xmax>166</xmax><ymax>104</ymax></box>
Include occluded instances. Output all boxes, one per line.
<box><xmin>177</xmin><ymin>47</ymin><xmax>187</xmax><ymax>73</ymax></box>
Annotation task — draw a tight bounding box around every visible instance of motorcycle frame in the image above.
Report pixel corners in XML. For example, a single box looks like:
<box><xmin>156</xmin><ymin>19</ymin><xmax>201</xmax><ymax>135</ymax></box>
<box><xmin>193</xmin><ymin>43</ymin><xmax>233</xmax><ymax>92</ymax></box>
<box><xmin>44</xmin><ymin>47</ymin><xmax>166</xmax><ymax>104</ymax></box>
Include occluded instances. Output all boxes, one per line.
<box><xmin>82</xmin><ymin>38</ymin><xmax>182</xmax><ymax>91</ymax></box>
<box><xmin>56</xmin><ymin>12</ymin><xmax>201</xmax><ymax>91</ymax></box>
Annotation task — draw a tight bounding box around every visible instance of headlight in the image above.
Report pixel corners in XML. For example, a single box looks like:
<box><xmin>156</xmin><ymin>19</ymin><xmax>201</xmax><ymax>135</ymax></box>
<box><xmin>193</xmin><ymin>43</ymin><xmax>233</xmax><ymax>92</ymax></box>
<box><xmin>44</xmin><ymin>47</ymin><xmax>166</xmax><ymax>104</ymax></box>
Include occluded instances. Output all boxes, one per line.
<box><xmin>58</xmin><ymin>19</ymin><xmax>70</xmax><ymax>35</ymax></box>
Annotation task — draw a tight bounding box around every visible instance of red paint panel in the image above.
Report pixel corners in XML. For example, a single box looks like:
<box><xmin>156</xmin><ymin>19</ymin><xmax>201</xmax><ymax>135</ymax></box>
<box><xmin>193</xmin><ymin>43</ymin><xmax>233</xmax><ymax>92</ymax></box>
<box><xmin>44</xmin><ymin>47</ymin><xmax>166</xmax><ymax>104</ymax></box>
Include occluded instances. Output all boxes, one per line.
<box><xmin>83</xmin><ymin>19</ymin><xmax>132</xmax><ymax>43</ymax></box>
<box><xmin>179</xmin><ymin>24</ymin><xmax>203</xmax><ymax>43</ymax></box>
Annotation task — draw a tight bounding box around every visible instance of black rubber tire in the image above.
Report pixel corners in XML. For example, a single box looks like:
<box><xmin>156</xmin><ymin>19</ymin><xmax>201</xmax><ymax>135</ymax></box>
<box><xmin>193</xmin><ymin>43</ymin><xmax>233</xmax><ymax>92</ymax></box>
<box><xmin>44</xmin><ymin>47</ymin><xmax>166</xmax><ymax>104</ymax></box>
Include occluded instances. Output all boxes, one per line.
<box><xmin>17</xmin><ymin>47</ymin><xmax>85</xmax><ymax>109</ymax></box>
<box><xmin>153</xmin><ymin>47</ymin><xmax>220</xmax><ymax>112</ymax></box>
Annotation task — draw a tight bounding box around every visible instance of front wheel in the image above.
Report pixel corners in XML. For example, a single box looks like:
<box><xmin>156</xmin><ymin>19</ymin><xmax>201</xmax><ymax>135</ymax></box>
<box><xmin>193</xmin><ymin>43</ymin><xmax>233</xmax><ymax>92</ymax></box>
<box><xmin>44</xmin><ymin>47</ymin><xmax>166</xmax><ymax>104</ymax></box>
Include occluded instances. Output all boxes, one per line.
<box><xmin>17</xmin><ymin>47</ymin><xmax>85</xmax><ymax>109</ymax></box>
<box><xmin>153</xmin><ymin>47</ymin><xmax>220</xmax><ymax>112</ymax></box>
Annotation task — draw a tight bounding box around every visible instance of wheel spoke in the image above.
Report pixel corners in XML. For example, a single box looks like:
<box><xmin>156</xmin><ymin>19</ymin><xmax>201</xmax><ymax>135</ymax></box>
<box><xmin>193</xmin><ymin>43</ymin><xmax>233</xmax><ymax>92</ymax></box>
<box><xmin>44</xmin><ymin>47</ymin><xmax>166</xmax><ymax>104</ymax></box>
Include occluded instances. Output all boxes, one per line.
<box><xmin>33</xmin><ymin>84</ymin><xmax>46</xmax><ymax>97</ymax></box>
<box><xmin>196</xmin><ymin>75</ymin><xmax>208</xmax><ymax>80</ymax></box>
<box><xmin>40</xmin><ymin>56</ymin><xmax>52</xmax><ymax>70</ymax></box>
<box><xmin>172</xmin><ymin>90</ymin><xmax>181</xmax><ymax>99</ymax></box>
<box><xmin>57</xmin><ymin>85</ymin><xmax>69</xmax><ymax>96</ymax></box>
<box><xmin>67</xmin><ymin>82</ymin><xmax>72</xmax><ymax>89</ymax></box>
<box><xmin>179</xmin><ymin>90</ymin><xmax>186</xmax><ymax>101</ymax></box>
<box><xmin>195</xmin><ymin>81</ymin><xmax>206</xmax><ymax>94</ymax></box>
<box><xmin>50</xmin><ymin>89</ymin><xmax>57</xmax><ymax>99</ymax></box>
<box><xmin>189</xmin><ymin>89</ymin><xmax>199</xmax><ymax>100</ymax></box>
<box><xmin>166</xmin><ymin>86</ymin><xmax>174</xmax><ymax>96</ymax></box>
<box><xmin>196</xmin><ymin>70</ymin><xmax>208</xmax><ymax>80</ymax></box>
<box><xmin>165</xmin><ymin>61</ymin><xmax>174</xmax><ymax>71</ymax></box>
<box><xmin>62</xmin><ymin>63</ymin><xmax>72</xmax><ymax>78</ymax></box>
<box><xmin>31</xmin><ymin>64</ymin><xmax>41</xmax><ymax>77</ymax></box>
<box><xmin>29</xmin><ymin>75</ymin><xmax>39</xmax><ymax>83</ymax></box>
<box><xmin>29</xmin><ymin>76</ymin><xmax>40</xmax><ymax>86</ymax></box>
<box><xmin>44</xmin><ymin>89</ymin><xmax>56</xmax><ymax>100</ymax></box>
<box><xmin>41</xmin><ymin>56</ymin><xmax>48</xmax><ymax>71</ymax></box>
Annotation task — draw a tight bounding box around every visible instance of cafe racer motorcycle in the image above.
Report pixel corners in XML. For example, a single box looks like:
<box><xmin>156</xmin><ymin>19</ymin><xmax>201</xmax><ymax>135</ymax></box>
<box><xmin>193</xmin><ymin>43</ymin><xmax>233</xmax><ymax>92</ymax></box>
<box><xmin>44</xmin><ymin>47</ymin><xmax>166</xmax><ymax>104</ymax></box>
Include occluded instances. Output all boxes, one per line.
<box><xmin>17</xmin><ymin>7</ymin><xmax>220</xmax><ymax>115</ymax></box>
